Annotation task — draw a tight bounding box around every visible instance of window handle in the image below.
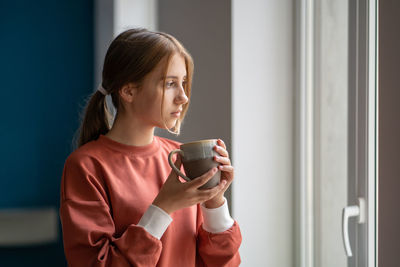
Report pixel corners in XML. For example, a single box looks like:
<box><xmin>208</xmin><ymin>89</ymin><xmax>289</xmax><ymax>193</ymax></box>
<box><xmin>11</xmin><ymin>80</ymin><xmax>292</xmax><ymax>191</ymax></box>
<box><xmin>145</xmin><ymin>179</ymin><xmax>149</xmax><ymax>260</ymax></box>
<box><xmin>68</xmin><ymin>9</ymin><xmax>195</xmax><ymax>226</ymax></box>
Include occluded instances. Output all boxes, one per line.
<box><xmin>342</xmin><ymin>198</ymin><xmax>366</xmax><ymax>257</ymax></box>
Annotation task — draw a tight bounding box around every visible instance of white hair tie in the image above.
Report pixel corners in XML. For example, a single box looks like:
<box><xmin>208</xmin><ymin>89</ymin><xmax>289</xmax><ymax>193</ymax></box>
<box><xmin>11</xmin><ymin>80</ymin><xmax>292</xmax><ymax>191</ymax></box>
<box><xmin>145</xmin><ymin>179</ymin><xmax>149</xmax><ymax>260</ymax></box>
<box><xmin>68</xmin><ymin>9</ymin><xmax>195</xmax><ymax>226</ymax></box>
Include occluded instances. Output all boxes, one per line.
<box><xmin>98</xmin><ymin>84</ymin><xmax>108</xmax><ymax>96</ymax></box>
<box><xmin>96</xmin><ymin>84</ymin><xmax>116</xmax><ymax>127</ymax></box>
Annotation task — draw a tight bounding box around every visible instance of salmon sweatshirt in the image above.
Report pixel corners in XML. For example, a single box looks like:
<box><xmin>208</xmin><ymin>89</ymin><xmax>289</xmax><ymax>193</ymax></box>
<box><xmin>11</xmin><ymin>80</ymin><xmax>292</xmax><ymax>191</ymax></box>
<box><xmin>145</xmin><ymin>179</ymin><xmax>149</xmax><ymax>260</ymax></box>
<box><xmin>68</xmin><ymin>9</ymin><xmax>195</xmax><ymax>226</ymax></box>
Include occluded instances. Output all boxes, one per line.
<box><xmin>59</xmin><ymin>135</ymin><xmax>242</xmax><ymax>266</ymax></box>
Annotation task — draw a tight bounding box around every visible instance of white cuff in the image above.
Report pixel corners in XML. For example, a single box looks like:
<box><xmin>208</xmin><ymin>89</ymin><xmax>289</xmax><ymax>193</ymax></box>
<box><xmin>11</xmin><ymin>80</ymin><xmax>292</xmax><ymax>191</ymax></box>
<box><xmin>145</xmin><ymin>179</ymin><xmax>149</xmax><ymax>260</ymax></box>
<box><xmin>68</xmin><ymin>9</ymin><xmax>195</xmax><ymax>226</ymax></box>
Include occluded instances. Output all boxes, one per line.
<box><xmin>200</xmin><ymin>197</ymin><xmax>234</xmax><ymax>233</ymax></box>
<box><xmin>137</xmin><ymin>204</ymin><xmax>173</xmax><ymax>240</ymax></box>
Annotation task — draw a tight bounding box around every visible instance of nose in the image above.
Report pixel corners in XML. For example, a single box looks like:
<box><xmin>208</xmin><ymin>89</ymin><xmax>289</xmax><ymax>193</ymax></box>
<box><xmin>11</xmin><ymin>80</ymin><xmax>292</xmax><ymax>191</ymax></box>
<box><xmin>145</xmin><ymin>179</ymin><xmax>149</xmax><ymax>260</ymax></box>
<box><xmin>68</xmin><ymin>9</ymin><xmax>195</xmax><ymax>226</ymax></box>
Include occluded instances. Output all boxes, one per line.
<box><xmin>175</xmin><ymin>85</ymin><xmax>188</xmax><ymax>104</ymax></box>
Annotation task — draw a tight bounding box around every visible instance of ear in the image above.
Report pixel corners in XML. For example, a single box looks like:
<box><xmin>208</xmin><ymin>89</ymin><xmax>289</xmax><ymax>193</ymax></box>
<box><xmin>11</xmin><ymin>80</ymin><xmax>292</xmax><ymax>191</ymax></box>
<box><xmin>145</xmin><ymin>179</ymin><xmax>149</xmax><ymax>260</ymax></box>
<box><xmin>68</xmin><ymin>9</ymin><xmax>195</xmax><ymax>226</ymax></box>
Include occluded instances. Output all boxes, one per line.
<box><xmin>119</xmin><ymin>83</ymin><xmax>138</xmax><ymax>103</ymax></box>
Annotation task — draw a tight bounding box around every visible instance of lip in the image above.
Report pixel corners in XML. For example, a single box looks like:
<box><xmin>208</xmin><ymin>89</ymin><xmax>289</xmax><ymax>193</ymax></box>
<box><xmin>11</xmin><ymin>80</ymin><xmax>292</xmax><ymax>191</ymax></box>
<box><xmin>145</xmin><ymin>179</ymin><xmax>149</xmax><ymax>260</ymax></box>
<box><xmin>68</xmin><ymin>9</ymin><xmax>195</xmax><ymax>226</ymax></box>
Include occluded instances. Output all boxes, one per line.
<box><xmin>171</xmin><ymin>109</ymin><xmax>182</xmax><ymax>114</ymax></box>
<box><xmin>171</xmin><ymin>109</ymin><xmax>182</xmax><ymax>117</ymax></box>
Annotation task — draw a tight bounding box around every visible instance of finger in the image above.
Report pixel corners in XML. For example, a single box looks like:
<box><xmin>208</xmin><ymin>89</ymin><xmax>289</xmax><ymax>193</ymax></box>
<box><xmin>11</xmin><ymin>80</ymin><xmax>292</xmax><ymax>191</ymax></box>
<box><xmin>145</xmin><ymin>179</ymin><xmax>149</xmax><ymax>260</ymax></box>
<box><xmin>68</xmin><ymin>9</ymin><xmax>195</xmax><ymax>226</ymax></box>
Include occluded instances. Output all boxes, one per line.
<box><xmin>218</xmin><ymin>179</ymin><xmax>230</xmax><ymax>192</ymax></box>
<box><xmin>213</xmin><ymin>155</ymin><xmax>231</xmax><ymax>165</ymax></box>
<box><xmin>218</xmin><ymin>165</ymin><xmax>234</xmax><ymax>172</ymax></box>
<box><xmin>198</xmin><ymin>181</ymin><xmax>226</xmax><ymax>200</ymax></box>
<box><xmin>214</xmin><ymin>145</ymin><xmax>229</xmax><ymax>157</ymax></box>
<box><xmin>188</xmin><ymin>167</ymin><xmax>218</xmax><ymax>188</ymax></box>
<box><xmin>220</xmin><ymin>177</ymin><xmax>233</xmax><ymax>188</ymax></box>
<box><xmin>217</xmin><ymin>139</ymin><xmax>226</xmax><ymax>149</ymax></box>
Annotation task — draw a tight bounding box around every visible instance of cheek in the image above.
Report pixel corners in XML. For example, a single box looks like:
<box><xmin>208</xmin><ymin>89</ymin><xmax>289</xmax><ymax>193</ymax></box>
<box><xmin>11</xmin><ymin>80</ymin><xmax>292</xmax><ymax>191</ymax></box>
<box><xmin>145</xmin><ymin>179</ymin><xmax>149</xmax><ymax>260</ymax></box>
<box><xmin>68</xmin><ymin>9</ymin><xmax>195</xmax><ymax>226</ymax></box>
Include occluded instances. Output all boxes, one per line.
<box><xmin>146</xmin><ymin>93</ymin><xmax>162</xmax><ymax>112</ymax></box>
<box><xmin>164</xmin><ymin>90</ymin><xmax>177</xmax><ymax>104</ymax></box>
<box><xmin>150</xmin><ymin>102</ymin><xmax>162</xmax><ymax>118</ymax></box>
<box><xmin>135</xmin><ymin>96</ymin><xmax>161</xmax><ymax>120</ymax></box>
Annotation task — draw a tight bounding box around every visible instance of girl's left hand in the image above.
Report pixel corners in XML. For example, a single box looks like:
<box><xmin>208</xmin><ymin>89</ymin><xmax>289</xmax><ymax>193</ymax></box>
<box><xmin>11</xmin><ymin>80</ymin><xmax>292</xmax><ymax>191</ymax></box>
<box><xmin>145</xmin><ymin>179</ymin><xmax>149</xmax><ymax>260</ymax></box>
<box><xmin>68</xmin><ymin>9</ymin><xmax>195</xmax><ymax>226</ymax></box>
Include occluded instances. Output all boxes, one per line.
<box><xmin>203</xmin><ymin>139</ymin><xmax>234</xmax><ymax>209</ymax></box>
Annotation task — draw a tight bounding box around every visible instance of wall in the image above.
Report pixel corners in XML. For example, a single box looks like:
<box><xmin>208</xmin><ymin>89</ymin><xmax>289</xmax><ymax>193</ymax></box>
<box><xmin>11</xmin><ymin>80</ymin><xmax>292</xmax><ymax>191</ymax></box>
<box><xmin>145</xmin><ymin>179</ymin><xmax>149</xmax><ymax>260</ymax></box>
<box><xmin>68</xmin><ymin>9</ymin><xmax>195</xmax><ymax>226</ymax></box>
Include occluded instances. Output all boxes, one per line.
<box><xmin>232</xmin><ymin>0</ymin><xmax>294</xmax><ymax>266</ymax></box>
<box><xmin>378</xmin><ymin>1</ymin><xmax>400</xmax><ymax>266</ymax></box>
<box><xmin>156</xmin><ymin>0</ymin><xmax>233</xmax><ymax>204</ymax></box>
<box><xmin>0</xmin><ymin>0</ymin><xmax>93</xmax><ymax>265</ymax></box>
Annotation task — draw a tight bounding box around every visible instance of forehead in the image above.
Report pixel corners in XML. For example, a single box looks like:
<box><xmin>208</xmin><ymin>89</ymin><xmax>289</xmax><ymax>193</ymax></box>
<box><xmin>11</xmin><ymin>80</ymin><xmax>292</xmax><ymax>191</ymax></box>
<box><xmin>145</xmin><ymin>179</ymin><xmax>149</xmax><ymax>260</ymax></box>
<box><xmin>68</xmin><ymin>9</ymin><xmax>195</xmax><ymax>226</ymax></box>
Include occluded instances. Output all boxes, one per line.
<box><xmin>153</xmin><ymin>53</ymin><xmax>187</xmax><ymax>79</ymax></box>
<box><xmin>167</xmin><ymin>54</ymin><xmax>186</xmax><ymax>75</ymax></box>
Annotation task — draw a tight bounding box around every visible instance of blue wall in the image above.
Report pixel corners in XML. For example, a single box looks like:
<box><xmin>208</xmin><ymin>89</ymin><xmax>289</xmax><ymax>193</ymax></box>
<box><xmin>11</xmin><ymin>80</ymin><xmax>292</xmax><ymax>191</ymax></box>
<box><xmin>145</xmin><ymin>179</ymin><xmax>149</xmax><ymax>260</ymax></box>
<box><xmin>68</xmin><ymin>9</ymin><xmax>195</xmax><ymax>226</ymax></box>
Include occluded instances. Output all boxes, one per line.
<box><xmin>0</xmin><ymin>0</ymin><xmax>93</xmax><ymax>265</ymax></box>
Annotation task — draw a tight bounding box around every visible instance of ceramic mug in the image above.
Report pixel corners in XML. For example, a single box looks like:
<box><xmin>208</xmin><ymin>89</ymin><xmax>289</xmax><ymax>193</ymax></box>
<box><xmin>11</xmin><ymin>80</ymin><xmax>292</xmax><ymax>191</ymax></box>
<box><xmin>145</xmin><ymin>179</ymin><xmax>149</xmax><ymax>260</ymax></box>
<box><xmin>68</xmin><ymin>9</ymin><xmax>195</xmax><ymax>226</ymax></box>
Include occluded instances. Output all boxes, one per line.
<box><xmin>168</xmin><ymin>139</ymin><xmax>221</xmax><ymax>189</ymax></box>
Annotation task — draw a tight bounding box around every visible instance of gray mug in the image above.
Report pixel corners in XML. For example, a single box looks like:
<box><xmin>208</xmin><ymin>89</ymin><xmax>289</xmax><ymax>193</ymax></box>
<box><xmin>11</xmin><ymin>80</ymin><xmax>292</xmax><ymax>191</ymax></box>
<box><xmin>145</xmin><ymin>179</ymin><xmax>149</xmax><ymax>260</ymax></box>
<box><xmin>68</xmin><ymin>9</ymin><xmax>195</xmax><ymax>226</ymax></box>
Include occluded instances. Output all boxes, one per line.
<box><xmin>168</xmin><ymin>139</ymin><xmax>221</xmax><ymax>189</ymax></box>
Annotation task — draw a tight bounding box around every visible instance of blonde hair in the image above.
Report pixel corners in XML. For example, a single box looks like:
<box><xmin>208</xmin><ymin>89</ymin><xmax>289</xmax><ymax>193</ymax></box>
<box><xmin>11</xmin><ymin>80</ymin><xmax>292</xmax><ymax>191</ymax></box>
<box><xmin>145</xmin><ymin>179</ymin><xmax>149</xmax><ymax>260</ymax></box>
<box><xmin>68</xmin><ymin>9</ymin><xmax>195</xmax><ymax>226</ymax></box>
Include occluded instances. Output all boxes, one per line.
<box><xmin>76</xmin><ymin>28</ymin><xmax>194</xmax><ymax>148</ymax></box>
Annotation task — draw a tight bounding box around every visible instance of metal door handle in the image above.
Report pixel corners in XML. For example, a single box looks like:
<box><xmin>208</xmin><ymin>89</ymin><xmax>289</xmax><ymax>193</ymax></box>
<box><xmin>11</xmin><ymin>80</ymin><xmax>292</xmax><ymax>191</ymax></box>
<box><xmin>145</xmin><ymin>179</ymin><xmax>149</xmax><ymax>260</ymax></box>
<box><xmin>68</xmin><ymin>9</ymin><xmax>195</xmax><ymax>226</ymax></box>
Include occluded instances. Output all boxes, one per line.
<box><xmin>342</xmin><ymin>198</ymin><xmax>365</xmax><ymax>257</ymax></box>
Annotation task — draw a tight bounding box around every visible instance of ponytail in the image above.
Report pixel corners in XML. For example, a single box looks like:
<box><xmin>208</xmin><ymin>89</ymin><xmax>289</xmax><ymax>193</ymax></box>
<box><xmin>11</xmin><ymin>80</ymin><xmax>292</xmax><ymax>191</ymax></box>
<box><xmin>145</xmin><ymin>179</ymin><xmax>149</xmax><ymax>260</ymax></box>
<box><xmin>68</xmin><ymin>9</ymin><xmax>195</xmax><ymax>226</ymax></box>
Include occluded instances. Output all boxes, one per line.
<box><xmin>75</xmin><ymin>90</ymin><xmax>113</xmax><ymax>148</ymax></box>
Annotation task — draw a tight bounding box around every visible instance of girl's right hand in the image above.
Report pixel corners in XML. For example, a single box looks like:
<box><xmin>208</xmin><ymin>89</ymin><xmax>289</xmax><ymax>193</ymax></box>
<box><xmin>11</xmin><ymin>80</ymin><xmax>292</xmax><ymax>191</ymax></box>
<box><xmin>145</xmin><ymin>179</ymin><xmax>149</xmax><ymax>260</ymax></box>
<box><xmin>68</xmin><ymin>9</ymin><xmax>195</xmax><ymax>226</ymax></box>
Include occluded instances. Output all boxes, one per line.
<box><xmin>152</xmin><ymin>155</ymin><xmax>226</xmax><ymax>215</ymax></box>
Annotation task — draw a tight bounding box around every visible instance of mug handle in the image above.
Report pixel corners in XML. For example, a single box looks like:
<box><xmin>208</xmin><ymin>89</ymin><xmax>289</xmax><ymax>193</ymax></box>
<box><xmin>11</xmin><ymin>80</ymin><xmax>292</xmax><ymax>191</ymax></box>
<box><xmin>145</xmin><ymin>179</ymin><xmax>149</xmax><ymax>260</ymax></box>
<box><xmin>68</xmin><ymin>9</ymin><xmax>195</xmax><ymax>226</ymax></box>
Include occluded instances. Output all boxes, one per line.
<box><xmin>168</xmin><ymin>149</ymin><xmax>191</xmax><ymax>182</ymax></box>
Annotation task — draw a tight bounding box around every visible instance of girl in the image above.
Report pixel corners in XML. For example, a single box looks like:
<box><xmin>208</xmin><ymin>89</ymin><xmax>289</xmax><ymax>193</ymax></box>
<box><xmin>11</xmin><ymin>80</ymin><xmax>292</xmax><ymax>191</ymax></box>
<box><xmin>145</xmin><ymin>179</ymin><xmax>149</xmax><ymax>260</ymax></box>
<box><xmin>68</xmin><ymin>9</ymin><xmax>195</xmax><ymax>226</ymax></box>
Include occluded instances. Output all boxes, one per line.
<box><xmin>60</xmin><ymin>28</ymin><xmax>241</xmax><ymax>267</ymax></box>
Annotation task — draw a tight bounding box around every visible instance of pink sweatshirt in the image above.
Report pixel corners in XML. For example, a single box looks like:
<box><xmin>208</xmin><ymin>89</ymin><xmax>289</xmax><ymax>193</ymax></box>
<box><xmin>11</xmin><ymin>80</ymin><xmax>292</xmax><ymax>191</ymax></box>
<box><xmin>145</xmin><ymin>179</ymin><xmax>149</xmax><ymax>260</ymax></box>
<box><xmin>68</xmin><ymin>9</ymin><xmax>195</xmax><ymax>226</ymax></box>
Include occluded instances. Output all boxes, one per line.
<box><xmin>59</xmin><ymin>135</ymin><xmax>241</xmax><ymax>266</ymax></box>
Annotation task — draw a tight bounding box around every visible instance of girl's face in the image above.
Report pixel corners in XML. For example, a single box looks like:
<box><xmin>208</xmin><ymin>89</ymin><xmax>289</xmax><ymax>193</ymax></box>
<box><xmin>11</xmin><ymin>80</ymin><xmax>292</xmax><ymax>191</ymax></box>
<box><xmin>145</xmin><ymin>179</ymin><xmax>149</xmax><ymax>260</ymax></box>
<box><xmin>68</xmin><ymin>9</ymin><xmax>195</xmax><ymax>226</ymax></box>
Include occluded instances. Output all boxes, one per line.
<box><xmin>131</xmin><ymin>53</ymin><xmax>188</xmax><ymax>129</ymax></box>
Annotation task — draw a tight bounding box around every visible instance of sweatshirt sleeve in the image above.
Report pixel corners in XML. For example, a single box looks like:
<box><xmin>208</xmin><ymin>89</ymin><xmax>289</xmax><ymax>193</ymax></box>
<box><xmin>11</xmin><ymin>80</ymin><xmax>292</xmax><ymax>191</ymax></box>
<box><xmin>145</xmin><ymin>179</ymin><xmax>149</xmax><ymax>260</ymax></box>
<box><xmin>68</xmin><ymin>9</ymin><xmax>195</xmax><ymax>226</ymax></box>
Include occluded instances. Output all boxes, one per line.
<box><xmin>196</xmin><ymin>203</ymin><xmax>242</xmax><ymax>267</ymax></box>
<box><xmin>59</xmin><ymin>153</ymin><xmax>162</xmax><ymax>267</ymax></box>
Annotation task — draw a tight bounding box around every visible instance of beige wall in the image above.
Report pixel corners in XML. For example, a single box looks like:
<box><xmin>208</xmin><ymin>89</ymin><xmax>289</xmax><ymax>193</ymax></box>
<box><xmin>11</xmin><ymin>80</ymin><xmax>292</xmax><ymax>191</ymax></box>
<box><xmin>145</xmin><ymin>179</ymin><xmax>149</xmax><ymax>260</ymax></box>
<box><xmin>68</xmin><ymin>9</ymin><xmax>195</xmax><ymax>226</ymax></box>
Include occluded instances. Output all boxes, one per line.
<box><xmin>156</xmin><ymin>1</ymin><xmax>232</xmax><ymax>204</ymax></box>
<box><xmin>378</xmin><ymin>1</ymin><xmax>400</xmax><ymax>266</ymax></box>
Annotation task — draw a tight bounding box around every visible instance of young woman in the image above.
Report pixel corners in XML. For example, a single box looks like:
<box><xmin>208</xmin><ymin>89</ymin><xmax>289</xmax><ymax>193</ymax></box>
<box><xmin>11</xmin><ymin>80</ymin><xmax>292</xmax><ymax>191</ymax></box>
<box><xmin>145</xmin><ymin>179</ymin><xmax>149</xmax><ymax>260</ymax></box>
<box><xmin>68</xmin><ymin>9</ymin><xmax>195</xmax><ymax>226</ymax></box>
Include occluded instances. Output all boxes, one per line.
<box><xmin>60</xmin><ymin>28</ymin><xmax>241</xmax><ymax>266</ymax></box>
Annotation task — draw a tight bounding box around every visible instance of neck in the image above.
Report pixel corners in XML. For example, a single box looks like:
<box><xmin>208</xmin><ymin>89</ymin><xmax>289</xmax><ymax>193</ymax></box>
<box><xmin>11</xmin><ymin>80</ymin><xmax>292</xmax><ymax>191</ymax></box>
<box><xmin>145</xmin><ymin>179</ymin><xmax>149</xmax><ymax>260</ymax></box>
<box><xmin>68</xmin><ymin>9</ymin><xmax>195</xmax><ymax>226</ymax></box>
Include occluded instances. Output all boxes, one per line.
<box><xmin>105</xmin><ymin>113</ymin><xmax>155</xmax><ymax>146</ymax></box>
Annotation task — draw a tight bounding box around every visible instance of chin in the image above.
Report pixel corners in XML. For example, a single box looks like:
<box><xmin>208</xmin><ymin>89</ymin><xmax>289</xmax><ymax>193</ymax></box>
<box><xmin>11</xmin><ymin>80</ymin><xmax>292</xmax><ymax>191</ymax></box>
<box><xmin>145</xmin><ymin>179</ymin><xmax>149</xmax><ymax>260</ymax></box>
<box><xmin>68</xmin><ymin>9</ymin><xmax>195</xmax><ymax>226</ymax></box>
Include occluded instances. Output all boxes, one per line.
<box><xmin>165</xmin><ymin>122</ymin><xmax>177</xmax><ymax>129</ymax></box>
<box><xmin>158</xmin><ymin>119</ymin><xmax>178</xmax><ymax>130</ymax></box>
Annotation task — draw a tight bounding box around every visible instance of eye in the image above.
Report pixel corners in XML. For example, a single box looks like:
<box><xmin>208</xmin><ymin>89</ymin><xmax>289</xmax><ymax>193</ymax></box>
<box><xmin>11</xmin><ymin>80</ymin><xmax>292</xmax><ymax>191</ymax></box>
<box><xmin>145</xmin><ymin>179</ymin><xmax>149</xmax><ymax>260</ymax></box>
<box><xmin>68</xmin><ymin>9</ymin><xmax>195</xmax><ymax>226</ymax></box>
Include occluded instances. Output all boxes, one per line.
<box><xmin>182</xmin><ymin>80</ymin><xmax>187</xmax><ymax>87</ymax></box>
<box><xmin>166</xmin><ymin>81</ymin><xmax>176</xmax><ymax>88</ymax></box>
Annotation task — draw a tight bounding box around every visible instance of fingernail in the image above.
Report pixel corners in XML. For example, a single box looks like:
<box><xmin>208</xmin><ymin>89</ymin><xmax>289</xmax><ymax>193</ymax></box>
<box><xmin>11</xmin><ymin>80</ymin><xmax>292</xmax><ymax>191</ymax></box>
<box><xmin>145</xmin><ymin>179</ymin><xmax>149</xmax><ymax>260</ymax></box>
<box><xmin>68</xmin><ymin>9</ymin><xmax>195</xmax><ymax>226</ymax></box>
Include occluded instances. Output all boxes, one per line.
<box><xmin>221</xmin><ymin>180</ymin><xmax>227</xmax><ymax>186</ymax></box>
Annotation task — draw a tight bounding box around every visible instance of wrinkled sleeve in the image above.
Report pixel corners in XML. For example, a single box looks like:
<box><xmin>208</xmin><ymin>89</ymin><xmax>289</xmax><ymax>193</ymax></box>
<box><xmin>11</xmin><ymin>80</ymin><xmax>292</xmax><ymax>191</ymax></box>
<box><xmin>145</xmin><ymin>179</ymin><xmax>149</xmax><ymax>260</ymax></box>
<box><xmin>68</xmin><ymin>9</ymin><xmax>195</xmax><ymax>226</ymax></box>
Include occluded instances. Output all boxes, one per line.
<box><xmin>196</xmin><ymin>204</ymin><xmax>242</xmax><ymax>267</ymax></box>
<box><xmin>59</xmin><ymin>154</ymin><xmax>162</xmax><ymax>267</ymax></box>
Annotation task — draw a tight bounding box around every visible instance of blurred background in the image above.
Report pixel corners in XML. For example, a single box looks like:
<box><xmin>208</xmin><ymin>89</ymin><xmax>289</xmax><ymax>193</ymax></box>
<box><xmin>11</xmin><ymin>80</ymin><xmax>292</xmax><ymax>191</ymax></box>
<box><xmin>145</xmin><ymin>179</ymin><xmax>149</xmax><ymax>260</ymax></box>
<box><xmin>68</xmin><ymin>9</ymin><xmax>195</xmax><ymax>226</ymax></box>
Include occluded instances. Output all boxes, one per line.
<box><xmin>0</xmin><ymin>0</ymin><xmax>398</xmax><ymax>266</ymax></box>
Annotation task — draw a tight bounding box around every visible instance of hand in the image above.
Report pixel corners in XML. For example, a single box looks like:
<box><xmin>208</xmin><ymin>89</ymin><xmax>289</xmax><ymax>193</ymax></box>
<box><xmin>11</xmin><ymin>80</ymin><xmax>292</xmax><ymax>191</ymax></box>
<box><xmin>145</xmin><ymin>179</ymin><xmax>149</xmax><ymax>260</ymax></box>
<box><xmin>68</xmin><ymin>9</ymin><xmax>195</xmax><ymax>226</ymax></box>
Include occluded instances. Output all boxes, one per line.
<box><xmin>153</xmin><ymin>155</ymin><xmax>226</xmax><ymax>214</ymax></box>
<box><xmin>203</xmin><ymin>139</ymin><xmax>235</xmax><ymax>209</ymax></box>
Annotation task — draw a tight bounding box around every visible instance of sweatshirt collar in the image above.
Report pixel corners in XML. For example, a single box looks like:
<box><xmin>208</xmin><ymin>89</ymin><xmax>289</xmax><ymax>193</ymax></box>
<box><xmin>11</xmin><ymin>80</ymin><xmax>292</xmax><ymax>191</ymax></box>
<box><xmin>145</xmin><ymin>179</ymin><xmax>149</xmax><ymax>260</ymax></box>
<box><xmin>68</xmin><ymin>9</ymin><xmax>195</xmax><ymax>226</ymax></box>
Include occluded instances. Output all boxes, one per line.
<box><xmin>98</xmin><ymin>134</ymin><xmax>160</xmax><ymax>157</ymax></box>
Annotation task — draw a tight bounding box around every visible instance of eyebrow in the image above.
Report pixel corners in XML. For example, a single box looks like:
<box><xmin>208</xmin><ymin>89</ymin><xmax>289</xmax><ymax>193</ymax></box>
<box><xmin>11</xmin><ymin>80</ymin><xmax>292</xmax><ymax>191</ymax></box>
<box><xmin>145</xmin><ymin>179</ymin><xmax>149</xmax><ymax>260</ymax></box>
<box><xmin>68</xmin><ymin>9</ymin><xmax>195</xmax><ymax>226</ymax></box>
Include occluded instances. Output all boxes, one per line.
<box><xmin>161</xmin><ymin>75</ymin><xmax>187</xmax><ymax>80</ymax></box>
